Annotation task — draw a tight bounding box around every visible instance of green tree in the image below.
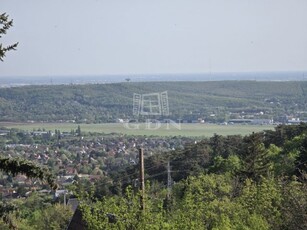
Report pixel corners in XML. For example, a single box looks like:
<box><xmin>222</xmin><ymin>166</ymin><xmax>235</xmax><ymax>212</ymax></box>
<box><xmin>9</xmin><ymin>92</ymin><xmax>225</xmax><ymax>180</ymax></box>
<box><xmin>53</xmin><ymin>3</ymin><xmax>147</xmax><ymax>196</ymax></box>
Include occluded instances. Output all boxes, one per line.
<box><xmin>0</xmin><ymin>157</ymin><xmax>56</xmax><ymax>189</ymax></box>
<box><xmin>171</xmin><ymin>173</ymin><xmax>271</xmax><ymax>229</ymax></box>
<box><xmin>238</xmin><ymin>178</ymin><xmax>282</xmax><ymax>228</ymax></box>
<box><xmin>81</xmin><ymin>186</ymin><xmax>167</xmax><ymax>230</ymax></box>
<box><xmin>76</xmin><ymin>125</ymin><xmax>81</xmax><ymax>137</ymax></box>
<box><xmin>26</xmin><ymin>204</ymin><xmax>73</xmax><ymax>230</ymax></box>
<box><xmin>210</xmin><ymin>154</ymin><xmax>242</xmax><ymax>175</ymax></box>
<box><xmin>239</xmin><ymin>132</ymin><xmax>272</xmax><ymax>181</ymax></box>
<box><xmin>0</xmin><ymin>157</ymin><xmax>56</xmax><ymax>229</ymax></box>
<box><xmin>0</xmin><ymin>13</ymin><xmax>18</xmax><ymax>61</ymax></box>
<box><xmin>280</xmin><ymin>180</ymin><xmax>307</xmax><ymax>229</ymax></box>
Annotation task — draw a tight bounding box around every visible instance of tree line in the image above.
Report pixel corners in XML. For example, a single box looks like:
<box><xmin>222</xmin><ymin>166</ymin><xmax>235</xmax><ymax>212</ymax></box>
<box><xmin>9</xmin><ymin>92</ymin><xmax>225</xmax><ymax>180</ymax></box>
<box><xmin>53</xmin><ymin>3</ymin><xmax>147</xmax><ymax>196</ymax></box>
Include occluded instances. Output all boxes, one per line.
<box><xmin>0</xmin><ymin>81</ymin><xmax>307</xmax><ymax>123</ymax></box>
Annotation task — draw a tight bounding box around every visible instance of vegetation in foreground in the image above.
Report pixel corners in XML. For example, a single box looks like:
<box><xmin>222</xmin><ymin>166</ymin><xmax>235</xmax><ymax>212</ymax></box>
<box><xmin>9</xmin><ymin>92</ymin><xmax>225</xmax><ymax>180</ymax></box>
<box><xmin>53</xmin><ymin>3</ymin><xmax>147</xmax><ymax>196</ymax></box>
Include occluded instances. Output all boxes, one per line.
<box><xmin>0</xmin><ymin>123</ymin><xmax>306</xmax><ymax>229</ymax></box>
<box><xmin>79</xmin><ymin>123</ymin><xmax>307</xmax><ymax>229</ymax></box>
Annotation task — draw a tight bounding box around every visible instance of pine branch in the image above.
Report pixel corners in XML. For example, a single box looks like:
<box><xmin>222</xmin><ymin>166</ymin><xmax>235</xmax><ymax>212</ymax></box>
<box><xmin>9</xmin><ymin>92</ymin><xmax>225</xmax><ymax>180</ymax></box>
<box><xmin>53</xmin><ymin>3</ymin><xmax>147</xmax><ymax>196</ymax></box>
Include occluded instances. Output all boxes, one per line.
<box><xmin>0</xmin><ymin>157</ymin><xmax>57</xmax><ymax>190</ymax></box>
<box><xmin>0</xmin><ymin>12</ymin><xmax>18</xmax><ymax>61</ymax></box>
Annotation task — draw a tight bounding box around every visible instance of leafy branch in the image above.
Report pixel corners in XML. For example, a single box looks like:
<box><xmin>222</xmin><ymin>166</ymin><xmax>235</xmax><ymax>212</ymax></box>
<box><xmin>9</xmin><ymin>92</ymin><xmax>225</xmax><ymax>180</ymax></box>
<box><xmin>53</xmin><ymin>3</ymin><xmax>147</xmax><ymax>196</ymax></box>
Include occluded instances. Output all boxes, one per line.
<box><xmin>0</xmin><ymin>13</ymin><xmax>18</xmax><ymax>61</ymax></box>
<box><xmin>0</xmin><ymin>157</ymin><xmax>57</xmax><ymax>190</ymax></box>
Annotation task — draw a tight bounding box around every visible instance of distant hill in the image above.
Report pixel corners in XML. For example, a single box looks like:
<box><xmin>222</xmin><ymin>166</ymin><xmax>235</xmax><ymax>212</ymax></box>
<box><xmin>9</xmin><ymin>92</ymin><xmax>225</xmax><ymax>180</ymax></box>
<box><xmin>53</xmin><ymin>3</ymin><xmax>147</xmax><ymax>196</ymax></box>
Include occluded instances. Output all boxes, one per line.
<box><xmin>0</xmin><ymin>81</ymin><xmax>306</xmax><ymax>123</ymax></box>
<box><xmin>0</xmin><ymin>71</ymin><xmax>306</xmax><ymax>86</ymax></box>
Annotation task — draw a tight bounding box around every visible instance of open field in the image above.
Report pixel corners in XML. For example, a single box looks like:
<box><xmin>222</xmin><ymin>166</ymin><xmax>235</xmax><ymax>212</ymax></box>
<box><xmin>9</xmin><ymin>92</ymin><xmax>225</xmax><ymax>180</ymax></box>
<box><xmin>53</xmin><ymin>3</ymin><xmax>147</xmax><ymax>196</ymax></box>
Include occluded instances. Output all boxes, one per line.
<box><xmin>0</xmin><ymin>122</ymin><xmax>275</xmax><ymax>137</ymax></box>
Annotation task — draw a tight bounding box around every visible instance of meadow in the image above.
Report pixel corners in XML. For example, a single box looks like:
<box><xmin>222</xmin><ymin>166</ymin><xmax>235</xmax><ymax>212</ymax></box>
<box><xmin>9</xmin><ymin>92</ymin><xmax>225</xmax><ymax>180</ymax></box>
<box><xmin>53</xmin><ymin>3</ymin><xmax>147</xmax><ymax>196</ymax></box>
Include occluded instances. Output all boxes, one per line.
<box><xmin>1</xmin><ymin>122</ymin><xmax>275</xmax><ymax>137</ymax></box>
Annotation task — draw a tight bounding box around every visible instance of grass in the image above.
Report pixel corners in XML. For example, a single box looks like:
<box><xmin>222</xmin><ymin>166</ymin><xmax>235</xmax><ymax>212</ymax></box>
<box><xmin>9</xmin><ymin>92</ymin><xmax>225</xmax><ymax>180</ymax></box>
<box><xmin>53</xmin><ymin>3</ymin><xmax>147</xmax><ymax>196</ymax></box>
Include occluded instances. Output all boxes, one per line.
<box><xmin>0</xmin><ymin>122</ymin><xmax>275</xmax><ymax>137</ymax></box>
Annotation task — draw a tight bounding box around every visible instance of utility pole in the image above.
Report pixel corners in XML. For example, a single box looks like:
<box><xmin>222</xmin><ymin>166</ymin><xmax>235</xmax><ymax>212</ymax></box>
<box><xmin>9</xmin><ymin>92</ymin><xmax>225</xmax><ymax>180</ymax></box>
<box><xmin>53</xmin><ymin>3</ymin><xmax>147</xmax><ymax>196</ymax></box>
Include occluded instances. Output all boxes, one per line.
<box><xmin>167</xmin><ymin>161</ymin><xmax>172</xmax><ymax>199</ymax></box>
<box><xmin>64</xmin><ymin>191</ymin><xmax>66</xmax><ymax>206</ymax></box>
<box><xmin>139</xmin><ymin>148</ymin><xmax>145</xmax><ymax>211</ymax></box>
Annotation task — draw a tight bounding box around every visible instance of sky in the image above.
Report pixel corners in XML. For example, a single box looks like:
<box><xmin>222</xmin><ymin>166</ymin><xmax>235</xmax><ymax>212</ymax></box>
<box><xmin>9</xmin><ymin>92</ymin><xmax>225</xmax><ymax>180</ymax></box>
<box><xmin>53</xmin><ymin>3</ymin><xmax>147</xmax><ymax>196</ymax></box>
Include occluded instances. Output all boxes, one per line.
<box><xmin>1</xmin><ymin>0</ymin><xmax>307</xmax><ymax>77</ymax></box>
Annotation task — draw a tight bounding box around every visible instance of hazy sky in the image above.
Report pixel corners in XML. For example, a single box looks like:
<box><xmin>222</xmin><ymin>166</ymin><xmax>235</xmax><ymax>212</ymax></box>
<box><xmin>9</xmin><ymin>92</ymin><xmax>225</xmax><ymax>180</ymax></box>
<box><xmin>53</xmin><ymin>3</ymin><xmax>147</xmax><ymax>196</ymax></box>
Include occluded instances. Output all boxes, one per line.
<box><xmin>1</xmin><ymin>0</ymin><xmax>307</xmax><ymax>77</ymax></box>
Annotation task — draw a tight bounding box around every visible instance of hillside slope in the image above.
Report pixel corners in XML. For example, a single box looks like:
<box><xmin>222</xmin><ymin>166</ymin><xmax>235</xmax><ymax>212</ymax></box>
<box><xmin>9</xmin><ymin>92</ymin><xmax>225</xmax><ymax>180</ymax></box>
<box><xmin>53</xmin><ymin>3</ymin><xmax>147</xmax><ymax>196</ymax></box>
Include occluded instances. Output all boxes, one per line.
<box><xmin>0</xmin><ymin>81</ymin><xmax>306</xmax><ymax>122</ymax></box>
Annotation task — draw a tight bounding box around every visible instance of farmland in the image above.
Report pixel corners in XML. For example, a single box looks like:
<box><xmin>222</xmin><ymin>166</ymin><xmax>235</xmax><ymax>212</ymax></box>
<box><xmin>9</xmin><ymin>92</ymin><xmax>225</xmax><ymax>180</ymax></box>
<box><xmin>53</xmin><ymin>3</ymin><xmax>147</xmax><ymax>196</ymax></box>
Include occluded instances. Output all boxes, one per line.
<box><xmin>1</xmin><ymin>122</ymin><xmax>275</xmax><ymax>137</ymax></box>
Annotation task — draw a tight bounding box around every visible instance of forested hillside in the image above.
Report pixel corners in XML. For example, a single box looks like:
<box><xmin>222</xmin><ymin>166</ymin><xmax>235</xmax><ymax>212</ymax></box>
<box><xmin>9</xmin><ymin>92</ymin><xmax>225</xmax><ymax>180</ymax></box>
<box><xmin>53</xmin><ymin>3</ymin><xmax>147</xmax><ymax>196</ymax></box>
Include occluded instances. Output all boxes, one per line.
<box><xmin>0</xmin><ymin>81</ymin><xmax>307</xmax><ymax>122</ymax></box>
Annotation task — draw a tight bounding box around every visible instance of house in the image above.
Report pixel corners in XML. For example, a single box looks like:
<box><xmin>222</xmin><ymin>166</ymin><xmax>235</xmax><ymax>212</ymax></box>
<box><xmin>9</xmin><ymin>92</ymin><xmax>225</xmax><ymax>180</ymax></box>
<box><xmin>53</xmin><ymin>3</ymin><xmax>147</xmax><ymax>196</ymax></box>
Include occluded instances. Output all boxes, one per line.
<box><xmin>250</xmin><ymin>119</ymin><xmax>273</xmax><ymax>125</ymax></box>
<box><xmin>0</xmin><ymin>130</ymin><xmax>10</xmax><ymax>136</ymax></box>
<box><xmin>228</xmin><ymin>119</ymin><xmax>252</xmax><ymax>124</ymax></box>
<box><xmin>66</xmin><ymin>206</ymin><xmax>86</xmax><ymax>230</ymax></box>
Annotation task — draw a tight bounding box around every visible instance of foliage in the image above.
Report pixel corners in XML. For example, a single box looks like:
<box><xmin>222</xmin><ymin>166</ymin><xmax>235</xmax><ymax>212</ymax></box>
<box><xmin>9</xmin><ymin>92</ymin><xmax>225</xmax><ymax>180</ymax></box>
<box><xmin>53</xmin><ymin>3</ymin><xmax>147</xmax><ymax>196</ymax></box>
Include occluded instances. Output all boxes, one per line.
<box><xmin>238</xmin><ymin>133</ymin><xmax>272</xmax><ymax>181</ymax></box>
<box><xmin>79</xmin><ymin>124</ymin><xmax>307</xmax><ymax>229</ymax></box>
<box><xmin>0</xmin><ymin>13</ymin><xmax>18</xmax><ymax>61</ymax></box>
<box><xmin>0</xmin><ymin>81</ymin><xmax>307</xmax><ymax>122</ymax></box>
<box><xmin>0</xmin><ymin>193</ymin><xmax>73</xmax><ymax>230</ymax></box>
<box><xmin>0</xmin><ymin>157</ymin><xmax>56</xmax><ymax>189</ymax></box>
<box><xmin>0</xmin><ymin>123</ymin><xmax>306</xmax><ymax>229</ymax></box>
<box><xmin>24</xmin><ymin>203</ymin><xmax>73</xmax><ymax>230</ymax></box>
<box><xmin>81</xmin><ymin>186</ymin><xmax>167</xmax><ymax>230</ymax></box>
<box><xmin>82</xmin><ymin>174</ymin><xmax>289</xmax><ymax>229</ymax></box>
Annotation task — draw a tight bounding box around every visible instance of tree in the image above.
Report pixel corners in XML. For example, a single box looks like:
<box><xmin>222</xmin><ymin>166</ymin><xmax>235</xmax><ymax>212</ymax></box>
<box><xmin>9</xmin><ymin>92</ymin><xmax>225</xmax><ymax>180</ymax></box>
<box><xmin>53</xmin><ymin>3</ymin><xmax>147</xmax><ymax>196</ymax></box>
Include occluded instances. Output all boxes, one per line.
<box><xmin>239</xmin><ymin>132</ymin><xmax>272</xmax><ymax>181</ymax></box>
<box><xmin>0</xmin><ymin>157</ymin><xmax>56</xmax><ymax>229</ymax></box>
<box><xmin>27</xmin><ymin>204</ymin><xmax>73</xmax><ymax>230</ymax></box>
<box><xmin>0</xmin><ymin>157</ymin><xmax>57</xmax><ymax>189</ymax></box>
<box><xmin>280</xmin><ymin>180</ymin><xmax>307</xmax><ymax>229</ymax></box>
<box><xmin>0</xmin><ymin>13</ymin><xmax>18</xmax><ymax>61</ymax></box>
<box><xmin>76</xmin><ymin>125</ymin><xmax>81</xmax><ymax>137</ymax></box>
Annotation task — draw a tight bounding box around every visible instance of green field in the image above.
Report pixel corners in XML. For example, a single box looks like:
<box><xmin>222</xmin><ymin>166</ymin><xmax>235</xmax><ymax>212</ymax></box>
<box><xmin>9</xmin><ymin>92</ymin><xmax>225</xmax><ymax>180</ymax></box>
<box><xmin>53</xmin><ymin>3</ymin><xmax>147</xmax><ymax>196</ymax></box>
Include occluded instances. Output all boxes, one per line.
<box><xmin>0</xmin><ymin>122</ymin><xmax>276</xmax><ymax>137</ymax></box>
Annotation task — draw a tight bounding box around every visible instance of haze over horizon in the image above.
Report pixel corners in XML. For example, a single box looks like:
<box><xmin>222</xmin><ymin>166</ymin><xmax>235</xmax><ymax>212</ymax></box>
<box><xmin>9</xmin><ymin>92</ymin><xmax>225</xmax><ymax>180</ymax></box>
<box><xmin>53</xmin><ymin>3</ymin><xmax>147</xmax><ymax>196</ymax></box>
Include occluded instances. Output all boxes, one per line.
<box><xmin>1</xmin><ymin>0</ymin><xmax>307</xmax><ymax>77</ymax></box>
<box><xmin>1</xmin><ymin>72</ymin><xmax>307</xmax><ymax>87</ymax></box>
